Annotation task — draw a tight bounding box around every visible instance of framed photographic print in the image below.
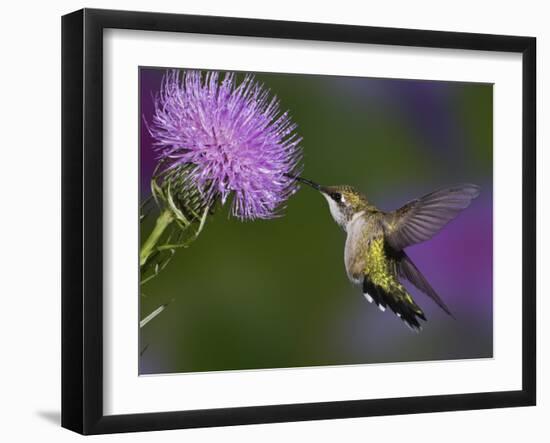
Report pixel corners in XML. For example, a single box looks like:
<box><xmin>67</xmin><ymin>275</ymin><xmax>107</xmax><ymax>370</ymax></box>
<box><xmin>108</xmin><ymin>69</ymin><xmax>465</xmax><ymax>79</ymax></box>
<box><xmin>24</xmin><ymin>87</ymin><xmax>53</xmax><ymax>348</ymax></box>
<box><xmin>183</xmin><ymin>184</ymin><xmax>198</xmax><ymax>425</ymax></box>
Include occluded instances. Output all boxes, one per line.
<box><xmin>61</xmin><ymin>8</ymin><xmax>536</xmax><ymax>435</ymax></box>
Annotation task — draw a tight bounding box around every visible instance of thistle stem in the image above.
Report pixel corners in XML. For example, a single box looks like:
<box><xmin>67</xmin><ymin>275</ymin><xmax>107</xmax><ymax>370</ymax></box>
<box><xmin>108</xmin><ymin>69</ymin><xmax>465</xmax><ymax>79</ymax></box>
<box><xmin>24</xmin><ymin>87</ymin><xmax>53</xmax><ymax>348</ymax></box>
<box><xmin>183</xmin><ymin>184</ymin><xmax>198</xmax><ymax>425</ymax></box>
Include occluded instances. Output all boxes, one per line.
<box><xmin>139</xmin><ymin>299</ymin><xmax>173</xmax><ymax>328</ymax></box>
<box><xmin>140</xmin><ymin>209</ymin><xmax>174</xmax><ymax>267</ymax></box>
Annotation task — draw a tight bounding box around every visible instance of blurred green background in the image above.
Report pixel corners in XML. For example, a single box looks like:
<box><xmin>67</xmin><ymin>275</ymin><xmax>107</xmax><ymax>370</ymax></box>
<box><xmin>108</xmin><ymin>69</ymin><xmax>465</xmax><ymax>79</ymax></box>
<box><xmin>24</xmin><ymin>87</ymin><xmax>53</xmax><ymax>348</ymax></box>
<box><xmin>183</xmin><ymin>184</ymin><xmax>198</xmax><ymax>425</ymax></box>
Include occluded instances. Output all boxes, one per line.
<box><xmin>139</xmin><ymin>68</ymin><xmax>493</xmax><ymax>375</ymax></box>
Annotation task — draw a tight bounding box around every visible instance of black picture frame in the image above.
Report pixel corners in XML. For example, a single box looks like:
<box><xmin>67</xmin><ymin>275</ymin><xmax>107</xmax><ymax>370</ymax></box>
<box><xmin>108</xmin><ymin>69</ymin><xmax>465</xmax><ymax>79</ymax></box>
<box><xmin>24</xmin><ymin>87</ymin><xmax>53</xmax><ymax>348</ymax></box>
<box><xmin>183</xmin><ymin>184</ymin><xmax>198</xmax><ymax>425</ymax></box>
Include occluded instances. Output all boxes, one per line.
<box><xmin>61</xmin><ymin>8</ymin><xmax>536</xmax><ymax>435</ymax></box>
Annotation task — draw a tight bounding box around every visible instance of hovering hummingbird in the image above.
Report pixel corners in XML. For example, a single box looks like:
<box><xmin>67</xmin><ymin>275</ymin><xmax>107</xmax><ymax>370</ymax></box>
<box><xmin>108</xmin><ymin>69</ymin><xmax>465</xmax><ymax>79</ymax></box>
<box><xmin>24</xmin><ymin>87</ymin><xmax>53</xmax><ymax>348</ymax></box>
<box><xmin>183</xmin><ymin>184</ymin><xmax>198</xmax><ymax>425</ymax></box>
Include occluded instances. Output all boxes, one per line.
<box><xmin>289</xmin><ymin>175</ymin><xmax>480</xmax><ymax>331</ymax></box>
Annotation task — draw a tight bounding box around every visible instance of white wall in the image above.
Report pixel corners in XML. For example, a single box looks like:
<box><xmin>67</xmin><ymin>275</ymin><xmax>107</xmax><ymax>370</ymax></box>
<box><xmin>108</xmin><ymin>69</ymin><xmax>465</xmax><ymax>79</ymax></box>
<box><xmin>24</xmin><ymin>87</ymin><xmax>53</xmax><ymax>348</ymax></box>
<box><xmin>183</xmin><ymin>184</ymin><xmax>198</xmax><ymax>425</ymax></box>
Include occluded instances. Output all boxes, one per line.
<box><xmin>0</xmin><ymin>0</ymin><xmax>545</xmax><ymax>441</ymax></box>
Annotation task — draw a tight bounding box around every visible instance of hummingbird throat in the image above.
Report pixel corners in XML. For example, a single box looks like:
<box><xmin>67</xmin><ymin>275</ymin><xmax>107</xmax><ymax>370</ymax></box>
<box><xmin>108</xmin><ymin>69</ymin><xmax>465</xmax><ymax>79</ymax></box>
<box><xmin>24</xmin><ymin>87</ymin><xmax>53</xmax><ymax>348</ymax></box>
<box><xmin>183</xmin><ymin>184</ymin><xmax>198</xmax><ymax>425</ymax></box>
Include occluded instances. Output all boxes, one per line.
<box><xmin>322</xmin><ymin>193</ymin><xmax>348</xmax><ymax>227</ymax></box>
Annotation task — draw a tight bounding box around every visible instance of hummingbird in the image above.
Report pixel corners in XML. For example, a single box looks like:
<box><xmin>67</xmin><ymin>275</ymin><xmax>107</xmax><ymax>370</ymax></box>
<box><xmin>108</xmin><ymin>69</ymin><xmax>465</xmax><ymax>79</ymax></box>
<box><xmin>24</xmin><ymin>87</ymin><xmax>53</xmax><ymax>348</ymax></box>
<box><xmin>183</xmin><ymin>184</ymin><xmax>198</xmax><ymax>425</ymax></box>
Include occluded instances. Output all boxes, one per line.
<box><xmin>289</xmin><ymin>174</ymin><xmax>480</xmax><ymax>331</ymax></box>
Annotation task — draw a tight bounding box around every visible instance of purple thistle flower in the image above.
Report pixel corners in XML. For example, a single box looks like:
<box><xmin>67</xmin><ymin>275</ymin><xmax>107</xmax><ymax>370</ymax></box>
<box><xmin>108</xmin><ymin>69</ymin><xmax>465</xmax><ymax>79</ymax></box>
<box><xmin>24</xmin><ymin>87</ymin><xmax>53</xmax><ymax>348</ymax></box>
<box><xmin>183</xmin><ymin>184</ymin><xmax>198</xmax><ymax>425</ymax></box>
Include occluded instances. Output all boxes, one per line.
<box><xmin>148</xmin><ymin>69</ymin><xmax>303</xmax><ymax>220</ymax></box>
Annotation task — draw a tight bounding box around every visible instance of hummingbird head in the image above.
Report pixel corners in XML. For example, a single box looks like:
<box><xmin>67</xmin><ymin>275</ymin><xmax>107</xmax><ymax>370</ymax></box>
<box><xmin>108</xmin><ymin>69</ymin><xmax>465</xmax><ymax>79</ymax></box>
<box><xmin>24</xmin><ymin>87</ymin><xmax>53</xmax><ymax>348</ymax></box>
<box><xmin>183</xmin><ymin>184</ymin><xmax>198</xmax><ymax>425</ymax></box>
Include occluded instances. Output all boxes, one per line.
<box><xmin>287</xmin><ymin>174</ymin><xmax>369</xmax><ymax>229</ymax></box>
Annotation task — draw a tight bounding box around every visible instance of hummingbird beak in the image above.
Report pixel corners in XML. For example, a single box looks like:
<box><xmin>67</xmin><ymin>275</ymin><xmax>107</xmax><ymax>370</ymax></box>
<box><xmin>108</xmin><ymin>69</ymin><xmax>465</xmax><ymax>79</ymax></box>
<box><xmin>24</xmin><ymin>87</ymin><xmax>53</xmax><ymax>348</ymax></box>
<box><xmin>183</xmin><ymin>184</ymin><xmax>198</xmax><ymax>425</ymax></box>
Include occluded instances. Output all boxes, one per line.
<box><xmin>284</xmin><ymin>173</ymin><xmax>322</xmax><ymax>191</ymax></box>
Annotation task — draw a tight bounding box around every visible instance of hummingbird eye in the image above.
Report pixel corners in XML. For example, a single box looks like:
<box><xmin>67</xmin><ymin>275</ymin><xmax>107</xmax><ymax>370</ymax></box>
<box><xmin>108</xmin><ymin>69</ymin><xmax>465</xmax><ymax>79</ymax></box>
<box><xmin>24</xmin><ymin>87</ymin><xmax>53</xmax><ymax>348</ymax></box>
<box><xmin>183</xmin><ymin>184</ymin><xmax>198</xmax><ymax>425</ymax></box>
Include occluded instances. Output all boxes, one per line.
<box><xmin>330</xmin><ymin>192</ymin><xmax>342</xmax><ymax>202</ymax></box>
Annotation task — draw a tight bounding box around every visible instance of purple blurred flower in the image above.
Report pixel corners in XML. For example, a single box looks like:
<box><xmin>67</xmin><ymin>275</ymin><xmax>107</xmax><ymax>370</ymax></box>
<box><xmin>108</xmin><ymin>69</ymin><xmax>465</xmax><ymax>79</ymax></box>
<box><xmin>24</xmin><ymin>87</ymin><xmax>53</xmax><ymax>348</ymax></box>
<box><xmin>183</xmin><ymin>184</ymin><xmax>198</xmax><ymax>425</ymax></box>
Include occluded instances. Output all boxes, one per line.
<box><xmin>148</xmin><ymin>69</ymin><xmax>303</xmax><ymax>220</ymax></box>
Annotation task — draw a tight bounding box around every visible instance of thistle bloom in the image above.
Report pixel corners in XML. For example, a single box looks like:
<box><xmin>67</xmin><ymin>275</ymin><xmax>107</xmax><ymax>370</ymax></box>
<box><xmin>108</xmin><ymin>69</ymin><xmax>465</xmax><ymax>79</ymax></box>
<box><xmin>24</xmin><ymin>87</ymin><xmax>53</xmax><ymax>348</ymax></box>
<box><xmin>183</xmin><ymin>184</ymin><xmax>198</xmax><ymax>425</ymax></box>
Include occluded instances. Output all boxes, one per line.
<box><xmin>148</xmin><ymin>69</ymin><xmax>303</xmax><ymax>220</ymax></box>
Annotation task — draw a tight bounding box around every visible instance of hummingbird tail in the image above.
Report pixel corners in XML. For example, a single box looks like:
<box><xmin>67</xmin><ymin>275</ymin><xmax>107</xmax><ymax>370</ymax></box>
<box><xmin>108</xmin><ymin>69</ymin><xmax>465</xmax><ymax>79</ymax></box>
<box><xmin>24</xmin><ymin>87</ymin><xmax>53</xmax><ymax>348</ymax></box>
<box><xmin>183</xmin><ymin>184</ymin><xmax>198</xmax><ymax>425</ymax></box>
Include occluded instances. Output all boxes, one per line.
<box><xmin>363</xmin><ymin>279</ymin><xmax>426</xmax><ymax>332</ymax></box>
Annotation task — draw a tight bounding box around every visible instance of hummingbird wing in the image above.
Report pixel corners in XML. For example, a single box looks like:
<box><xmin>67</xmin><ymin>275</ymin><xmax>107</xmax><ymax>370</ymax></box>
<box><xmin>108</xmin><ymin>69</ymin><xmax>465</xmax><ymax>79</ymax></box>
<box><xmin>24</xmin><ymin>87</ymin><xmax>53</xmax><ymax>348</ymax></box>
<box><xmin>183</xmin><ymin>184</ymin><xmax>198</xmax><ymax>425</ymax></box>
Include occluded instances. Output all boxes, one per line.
<box><xmin>382</xmin><ymin>184</ymin><xmax>480</xmax><ymax>251</ymax></box>
<box><xmin>395</xmin><ymin>251</ymin><xmax>453</xmax><ymax>316</ymax></box>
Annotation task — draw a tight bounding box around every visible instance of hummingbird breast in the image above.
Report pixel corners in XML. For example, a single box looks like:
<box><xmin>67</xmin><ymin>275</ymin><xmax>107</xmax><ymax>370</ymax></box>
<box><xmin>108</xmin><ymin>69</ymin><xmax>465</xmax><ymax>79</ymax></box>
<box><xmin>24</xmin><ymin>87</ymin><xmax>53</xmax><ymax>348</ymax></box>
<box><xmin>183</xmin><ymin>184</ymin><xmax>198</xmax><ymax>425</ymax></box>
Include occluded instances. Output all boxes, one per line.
<box><xmin>344</xmin><ymin>212</ymin><xmax>383</xmax><ymax>284</ymax></box>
